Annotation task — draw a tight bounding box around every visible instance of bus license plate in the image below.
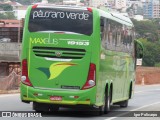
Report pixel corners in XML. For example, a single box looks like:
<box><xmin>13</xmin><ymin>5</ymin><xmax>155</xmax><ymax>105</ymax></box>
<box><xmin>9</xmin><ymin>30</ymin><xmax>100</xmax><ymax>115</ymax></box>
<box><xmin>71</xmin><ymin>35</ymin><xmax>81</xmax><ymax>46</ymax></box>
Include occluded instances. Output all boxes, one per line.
<box><xmin>50</xmin><ymin>96</ymin><xmax>62</xmax><ymax>101</ymax></box>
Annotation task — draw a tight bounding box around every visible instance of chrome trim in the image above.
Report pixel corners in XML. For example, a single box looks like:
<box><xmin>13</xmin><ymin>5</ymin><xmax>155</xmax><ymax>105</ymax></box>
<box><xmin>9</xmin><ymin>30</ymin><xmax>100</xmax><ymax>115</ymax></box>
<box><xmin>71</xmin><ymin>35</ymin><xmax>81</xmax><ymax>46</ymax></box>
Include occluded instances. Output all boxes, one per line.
<box><xmin>45</xmin><ymin>57</ymin><xmax>72</xmax><ymax>61</ymax></box>
<box><xmin>34</xmin><ymin>87</ymin><xmax>80</xmax><ymax>91</ymax></box>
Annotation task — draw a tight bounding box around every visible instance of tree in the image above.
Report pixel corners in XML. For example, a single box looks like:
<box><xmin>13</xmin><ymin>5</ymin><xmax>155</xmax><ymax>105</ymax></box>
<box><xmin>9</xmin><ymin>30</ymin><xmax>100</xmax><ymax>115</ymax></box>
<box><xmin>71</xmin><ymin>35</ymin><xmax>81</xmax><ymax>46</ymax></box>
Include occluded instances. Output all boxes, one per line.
<box><xmin>5</xmin><ymin>12</ymin><xmax>16</xmax><ymax>19</ymax></box>
<box><xmin>0</xmin><ymin>12</ymin><xmax>16</xmax><ymax>19</ymax></box>
<box><xmin>3</xmin><ymin>4</ymin><xmax>13</xmax><ymax>11</ymax></box>
<box><xmin>0</xmin><ymin>13</ymin><xmax>6</xmax><ymax>19</ymax></box>
<box><xmin>139</xmin><ymin>39</ymin><xmax>160</xmax><ymax>67</ymax></box>
<box><xmin>0</xmin><ymin>4</ymin><xmax>13</xmax><ymax>11</ymax></box>
<box><xmin>0</xmin><ymin>4</ymin><xmax>15</xmax><ymax>19</ymax></box>
<box><xmin>132</xmin><ymin>19</ymin><xmax>159</xmax><ymax>42</ymax></box>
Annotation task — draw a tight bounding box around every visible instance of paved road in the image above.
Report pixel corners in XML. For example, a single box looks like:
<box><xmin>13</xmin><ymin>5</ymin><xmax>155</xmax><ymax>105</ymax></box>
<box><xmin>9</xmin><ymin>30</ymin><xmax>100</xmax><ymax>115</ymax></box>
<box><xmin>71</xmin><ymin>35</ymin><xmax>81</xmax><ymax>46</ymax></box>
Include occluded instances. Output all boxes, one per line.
<box><xmin>0</xmin><ymin>85</ymin><xmax>160</xmax><ymax>120</ymax></box>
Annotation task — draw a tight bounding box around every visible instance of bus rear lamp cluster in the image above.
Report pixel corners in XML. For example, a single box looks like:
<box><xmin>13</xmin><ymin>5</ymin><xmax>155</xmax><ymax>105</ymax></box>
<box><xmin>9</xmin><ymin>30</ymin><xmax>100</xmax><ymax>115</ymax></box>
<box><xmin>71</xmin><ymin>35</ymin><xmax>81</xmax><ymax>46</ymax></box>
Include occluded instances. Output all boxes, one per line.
<box><xmin>87</xmin><ymin>8</ymin><xmax>92</xmax><ymax>12</ymax></box>
<box><xmin>21</xmin><ymin>59</ymin><xmax>33</xmax><ymax>86</ymax></box>
<box><xmin>21</xmin><ymin>76</ymin><xmax>26</xmax><ymax>81</ymax></box>
<box><xmin>32</xmin><ymin>4</ymin><xmax>38</xmax><ymax>9</ymax></box>
<box><xmin>82</xmin><ymin>63</ymin><xmax>96</xmax><ymax>90</ymax></box>
<box><xmin>69</xmin><ymin>96</ymin><xmax>79</xmax><ymax>99</ymax></box>
<box><xmin>88</xmin><ymin>80</ymin><xmax>95</xmax><ymax>86</ymax></box>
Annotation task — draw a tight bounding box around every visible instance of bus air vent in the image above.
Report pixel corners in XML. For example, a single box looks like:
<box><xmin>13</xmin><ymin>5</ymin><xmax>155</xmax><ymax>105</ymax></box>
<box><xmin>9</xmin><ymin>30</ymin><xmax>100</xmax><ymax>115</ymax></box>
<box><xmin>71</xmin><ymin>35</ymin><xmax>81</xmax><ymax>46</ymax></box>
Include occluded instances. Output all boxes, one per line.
<box><xmin>32</xmin><ymin>46</ymin><xmax>86</xmax><ymax>59</ymax></box>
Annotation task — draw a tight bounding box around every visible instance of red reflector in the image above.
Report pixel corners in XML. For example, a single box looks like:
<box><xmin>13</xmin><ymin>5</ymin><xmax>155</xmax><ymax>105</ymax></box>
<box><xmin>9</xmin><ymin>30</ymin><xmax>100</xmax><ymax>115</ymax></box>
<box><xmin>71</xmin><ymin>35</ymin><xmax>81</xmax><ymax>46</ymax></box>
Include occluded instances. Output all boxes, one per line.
<box><xmin>32</xmin><ymin>4</ymin><xmax>38</xmax><ymax>9</ymax></box>
<box><xmin>54</xmin><ymin>32</ymin><xmax>65</xmax><ymax>34</ymax></box>
<box><xmin>74</xmin><ymin>96</ymin><xmax>79</xmax><ymax>99</ymax></box>
<box><xmin>33</xmin><ymin>93</ymin><xmax>38</xmax><ymax>96</ymax></box>
<box><xmin>87</xmin><ymin>7</ymin><xmax>92</xmax><ymax>12</ymax></box>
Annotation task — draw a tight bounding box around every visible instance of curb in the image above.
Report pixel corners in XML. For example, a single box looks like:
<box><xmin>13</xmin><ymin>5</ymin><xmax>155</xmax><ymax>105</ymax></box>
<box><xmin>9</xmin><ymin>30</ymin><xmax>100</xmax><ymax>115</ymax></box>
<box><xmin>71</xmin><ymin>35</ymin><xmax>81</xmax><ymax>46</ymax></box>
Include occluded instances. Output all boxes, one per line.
<box><xmin>0</xmin><ymin>89</ymin><xmax>20</xmax><ymax>94</ymax></box>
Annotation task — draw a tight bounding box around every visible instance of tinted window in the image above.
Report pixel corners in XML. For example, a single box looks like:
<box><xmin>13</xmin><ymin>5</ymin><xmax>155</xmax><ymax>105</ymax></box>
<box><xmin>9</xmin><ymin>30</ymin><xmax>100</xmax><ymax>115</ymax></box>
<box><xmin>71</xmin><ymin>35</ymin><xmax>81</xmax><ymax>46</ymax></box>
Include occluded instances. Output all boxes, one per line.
<box><xmin>101</xmin><ymin>18</ymin><xmax>134</xmax><ymax>53</ymax></box>
<box><xmin>28</xmin><ymin>8</ymin><xmax>93</xmax><ymax>36</ymax></box>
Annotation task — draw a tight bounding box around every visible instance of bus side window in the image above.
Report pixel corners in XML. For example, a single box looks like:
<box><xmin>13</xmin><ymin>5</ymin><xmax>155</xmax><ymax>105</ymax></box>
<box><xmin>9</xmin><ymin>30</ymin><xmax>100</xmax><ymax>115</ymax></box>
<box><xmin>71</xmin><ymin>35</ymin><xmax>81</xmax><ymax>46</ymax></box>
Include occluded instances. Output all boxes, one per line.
<box><xmin>100</xmin><ymin>17</ymin><xmax>106</xmax><ymax>49</ymax></box>
<box><xmin>117</xmin><ymin>26</ymin><xmax>122</xmax><ymax>46</ymax></box>
<box><xmin>100</xmin><ymin>18</ymin><xmax>105</xmax><ymax>40</ymax></box>
<box><xmin>106</xmin><ymin>23</ymin><xmax>110</xmax><ymax>45</ymax></box>
<box><xmin>115</xmin><ymin>25</ymin><xmax>122</xmax><ymax>51</ymax></box>
<box><xmin>110</xmin><ymin>20</ymin><xmax>116</xmax><ymax>50</ymax></box>
<box><xmin>120</xmin><ymin>26</ymin><xmax>135</xmax><ymax>53</ymax></box>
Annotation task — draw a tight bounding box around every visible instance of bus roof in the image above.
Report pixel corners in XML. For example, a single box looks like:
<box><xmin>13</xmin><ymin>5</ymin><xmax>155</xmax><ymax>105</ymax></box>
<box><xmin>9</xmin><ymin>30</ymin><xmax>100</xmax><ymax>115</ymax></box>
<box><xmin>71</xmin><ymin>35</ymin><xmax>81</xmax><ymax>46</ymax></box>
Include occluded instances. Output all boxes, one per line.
<box><xmin>32</xmin><ymin>4</ymin><xmax>88</xmax><ymax>10</ymax></box>
<box><xmin>30</xmin><ymin>5</ymin><xmax>134</xmax><ymax>27</ymax></box>
<box><xmin>98</xmin><ymin>9</ymin><xmax>134</xmax><ymax>27</ymax></box>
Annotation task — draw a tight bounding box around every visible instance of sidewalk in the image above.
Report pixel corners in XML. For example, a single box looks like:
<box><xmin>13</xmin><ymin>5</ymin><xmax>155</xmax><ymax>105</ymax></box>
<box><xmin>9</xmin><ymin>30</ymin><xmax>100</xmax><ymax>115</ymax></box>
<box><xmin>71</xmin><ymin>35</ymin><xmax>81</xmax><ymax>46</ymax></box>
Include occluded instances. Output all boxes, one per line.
<box><xmin>0</xmin><ymin>89</ymin><xmax>20</xmax><ymax>94</ymax></box>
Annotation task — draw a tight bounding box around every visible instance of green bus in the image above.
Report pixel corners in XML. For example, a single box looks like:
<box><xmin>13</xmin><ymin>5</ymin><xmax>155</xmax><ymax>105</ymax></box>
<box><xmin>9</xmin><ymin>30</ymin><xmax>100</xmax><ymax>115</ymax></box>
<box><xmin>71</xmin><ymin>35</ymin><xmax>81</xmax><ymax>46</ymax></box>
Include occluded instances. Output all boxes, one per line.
<box><xmin>20</xmin><ymin>5</ymin><xmax>143</xmax><ymax>114</ymax></box>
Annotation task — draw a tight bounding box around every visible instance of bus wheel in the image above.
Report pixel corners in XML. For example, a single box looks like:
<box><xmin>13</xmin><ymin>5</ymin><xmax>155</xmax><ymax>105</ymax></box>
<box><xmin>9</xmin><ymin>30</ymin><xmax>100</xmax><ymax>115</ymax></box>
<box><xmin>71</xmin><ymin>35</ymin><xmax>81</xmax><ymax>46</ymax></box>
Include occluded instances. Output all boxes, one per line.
<box><xmin>98</xmin><ymin>90</ymin><xmax>111</xmax><ymax>115</ymax></box>
<box><xmin>104</xmin><ymin>90</ymin><xmax>111</xmax><ymax>114</ymax></box>
<box><xmin>33</xmin><ymin>102</ymin><xmax>49</xmax><ymax>112</ymax></box>
<box><xmin>120</xmin><ymin>100</ymin><xmax>128</xmax><ymax>108</ymax></box>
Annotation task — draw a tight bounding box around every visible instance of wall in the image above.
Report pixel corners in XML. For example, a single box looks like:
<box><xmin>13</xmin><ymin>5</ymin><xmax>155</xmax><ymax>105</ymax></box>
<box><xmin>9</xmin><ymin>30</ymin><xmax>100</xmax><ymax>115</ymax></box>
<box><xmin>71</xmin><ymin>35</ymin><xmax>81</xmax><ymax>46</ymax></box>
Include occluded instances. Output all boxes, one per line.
<box><xmin>136</xmin><ymin>66</ymin><xmax>160</xmax><ymax>85</ymax></box>
<box><xmin>0</xmin><ymin>43</ymin><xmax>21</xmax><ymax>62</ymax></box>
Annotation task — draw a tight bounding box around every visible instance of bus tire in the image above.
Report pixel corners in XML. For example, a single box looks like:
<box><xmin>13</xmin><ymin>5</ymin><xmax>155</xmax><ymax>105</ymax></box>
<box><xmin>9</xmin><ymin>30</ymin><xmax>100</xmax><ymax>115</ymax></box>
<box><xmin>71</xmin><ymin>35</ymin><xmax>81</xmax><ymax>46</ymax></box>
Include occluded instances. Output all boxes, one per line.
<box><xmin>120</xmin><ymin>100</ymin><xmax>128</xmax><ymax>108</ymax></box>
<box><xmin>104</xmin><ymin>90</ymin><xmax>111</xmax><ymax>114</ymax></box>
<box><xmin>97</xmin><ymin>88</ymin><xmax>111</xmax><ymax>115</ymax></box>
<box><xmin>129</xmin><ymin>83</ymin><xmax>132</xmax><ymax>99</ymax></box>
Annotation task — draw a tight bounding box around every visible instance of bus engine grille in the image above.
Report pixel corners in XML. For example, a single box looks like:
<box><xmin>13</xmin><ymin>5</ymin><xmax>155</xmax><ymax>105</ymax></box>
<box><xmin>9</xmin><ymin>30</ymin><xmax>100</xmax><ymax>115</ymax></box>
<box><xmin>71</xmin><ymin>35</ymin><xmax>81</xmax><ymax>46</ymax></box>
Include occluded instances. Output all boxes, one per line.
<box><xmin>32</xmin><ymin>46</ymin><xmax>86</xmax><ymax>59</ymax></box>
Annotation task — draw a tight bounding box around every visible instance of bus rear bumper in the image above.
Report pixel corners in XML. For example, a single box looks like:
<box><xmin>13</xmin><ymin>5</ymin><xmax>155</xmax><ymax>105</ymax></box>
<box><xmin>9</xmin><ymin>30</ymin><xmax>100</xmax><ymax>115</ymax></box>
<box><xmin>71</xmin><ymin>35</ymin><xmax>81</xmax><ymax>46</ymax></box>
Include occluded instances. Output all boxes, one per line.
<box><xmin>20</xmin><ymin>83</ymin><xmax>96</xmax><ymax>106</ymax></box>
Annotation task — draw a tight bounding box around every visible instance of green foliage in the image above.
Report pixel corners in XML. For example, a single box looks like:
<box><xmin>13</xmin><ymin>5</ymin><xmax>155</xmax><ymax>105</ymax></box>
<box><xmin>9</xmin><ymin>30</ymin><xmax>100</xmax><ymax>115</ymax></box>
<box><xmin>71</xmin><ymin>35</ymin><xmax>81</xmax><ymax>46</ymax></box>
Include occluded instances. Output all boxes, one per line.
<box><xmin>0</xmin><ymin>13</ymin><xmax>6</xmax><ymax>19</ymax></box>
<box><xmin>0</xmin><ymin>4</ymin><xmax>13</xmax><ymax>11</ymax></box>
<box><xmin>0</xmin><ymin>12</ymin><xmax>16</xmax><ymax>19</ymax></box>
<box><xmin>155</xmin><ymin>63</ymin><xmax>160</xmax><ymax>67</ymax></box>
<box><xmin>133</xmin><ymin>19</ymin><xmax>160</xmax><ymax>67</ymax></box>
<box><xmin>132</xmin><ymin>19</ymin><xmax>159</xmax><ymax>42</ymax></box>
<box><xmin>0</xmin><ymin>3</ymin><xmax>15</xmax><ymax>19</ymax></box>
<box><xmin>139</xmin><ymin>39</ymin><xmax>160</xmax><ymax>67</ymax></box>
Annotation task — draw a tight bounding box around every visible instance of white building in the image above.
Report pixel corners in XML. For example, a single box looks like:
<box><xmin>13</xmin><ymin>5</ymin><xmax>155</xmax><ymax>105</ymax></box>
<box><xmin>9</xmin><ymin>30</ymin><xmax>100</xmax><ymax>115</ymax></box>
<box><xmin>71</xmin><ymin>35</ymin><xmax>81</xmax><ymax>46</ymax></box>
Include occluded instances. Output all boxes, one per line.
<box><xmin>1</xmin><ymin>1</ymin><xmax>27</xmax><ymax>20</ymax></box>
<box><xmin>14</xmin><ymin>9</ymin><xmax>27</xmax><ymax>20</ymax></box>
<box><xmin>63</xmin><ymin>0</ymin><xmax>80</xmax><ymax>5</ymax></box>
<box><xmin>41</xmin><ymin>0</ymin><xmax>48</xmax><ymax>4</ymax></box>
<box><xmin>134</xmin><ymin>15</ymin><xmax>144</xmax><ymax>21</ymax></box>
<box><xmin>127</xmin><ymin>0</ymin><xmax>143</xmax><ymax>8</ymax></box>
<box><xmin>115</xmin><ymin>0</ymin><xmax>127</xmax><ymax>9</ymax></box>
<box><xmin>105</xmin><ymin>0</ymin><xmax>115</xmax><ymax>7</ymax></box>
<box><xmin>89</xmin><ymin>0</ymin><xmax>106</xmax><ymax>7</ymax></box>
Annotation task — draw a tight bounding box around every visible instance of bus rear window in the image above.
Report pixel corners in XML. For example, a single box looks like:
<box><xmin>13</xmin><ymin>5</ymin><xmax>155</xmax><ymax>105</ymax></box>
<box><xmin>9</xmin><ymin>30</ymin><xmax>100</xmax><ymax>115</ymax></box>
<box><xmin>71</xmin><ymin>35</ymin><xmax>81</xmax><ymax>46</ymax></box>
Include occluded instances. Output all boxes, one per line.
<box><xmin>28</xmin><ymin>8</ymin><xmax>93</xmax><ymax>36</ymax></box>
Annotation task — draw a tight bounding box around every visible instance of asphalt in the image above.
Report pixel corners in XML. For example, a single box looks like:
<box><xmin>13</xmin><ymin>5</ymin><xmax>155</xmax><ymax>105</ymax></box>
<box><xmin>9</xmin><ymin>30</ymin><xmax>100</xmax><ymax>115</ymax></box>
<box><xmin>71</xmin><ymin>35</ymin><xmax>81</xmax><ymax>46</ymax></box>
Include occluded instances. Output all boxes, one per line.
<box><xmin>0</xmin><ymin>85</ymin><xmax>160</xmax><ymax>120</ymax></box>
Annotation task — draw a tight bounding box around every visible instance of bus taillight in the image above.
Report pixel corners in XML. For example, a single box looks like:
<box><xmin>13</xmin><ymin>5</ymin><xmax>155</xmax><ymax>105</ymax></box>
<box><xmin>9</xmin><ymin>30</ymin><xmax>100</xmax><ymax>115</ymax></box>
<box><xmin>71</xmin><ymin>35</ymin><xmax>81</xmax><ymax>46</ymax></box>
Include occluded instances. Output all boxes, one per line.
<box><xmin>32</xmin><ymin>4</ymin><xmax>38</xmax><ymax>9</ymax></box>
<box><xmin>21</xmin><ymin>59</ymin><xmax>33</xmax><ymax>86</ymax></box>
<box><xmin>87</xmin><ymin>8</ymin><xmax>92</xmax><ymax>13</ymax></box>
<box><xmin>82</xmin><ymin>63</ymin><xmax>96</xmax><ymax>90</ymax></box>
